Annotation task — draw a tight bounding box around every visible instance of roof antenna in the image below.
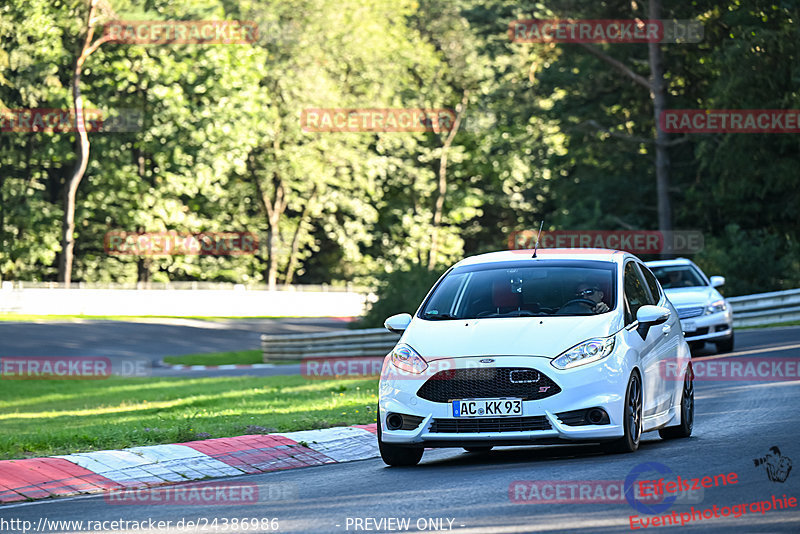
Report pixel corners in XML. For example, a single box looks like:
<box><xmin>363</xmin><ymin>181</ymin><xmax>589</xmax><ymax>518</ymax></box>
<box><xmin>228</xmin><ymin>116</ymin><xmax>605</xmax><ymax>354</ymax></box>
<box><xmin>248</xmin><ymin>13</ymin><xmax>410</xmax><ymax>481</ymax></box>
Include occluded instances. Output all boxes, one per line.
<box><xmin>532</xmin><ymin>220</ymin><xmax>544</xmax><ymax>258</ymax></box>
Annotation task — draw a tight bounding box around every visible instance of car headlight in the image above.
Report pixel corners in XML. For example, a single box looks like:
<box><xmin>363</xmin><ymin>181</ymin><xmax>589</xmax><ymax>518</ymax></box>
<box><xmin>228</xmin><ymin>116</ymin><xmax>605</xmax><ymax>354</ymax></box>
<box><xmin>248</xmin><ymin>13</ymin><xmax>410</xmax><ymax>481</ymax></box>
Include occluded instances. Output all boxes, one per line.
<box><xmin>390</xmin><ymin>344</ymin><xmax>428</xmax><ymax>374</ymax></box>
<box><xmin>705</xmin><ymin>299</ymin><xmax>727</xmax><ymax>315</ymax></box>
<box><xmin>551</xmin><ymin>336</ymin><xmax>615</xmax><ymax>370</ymax></box>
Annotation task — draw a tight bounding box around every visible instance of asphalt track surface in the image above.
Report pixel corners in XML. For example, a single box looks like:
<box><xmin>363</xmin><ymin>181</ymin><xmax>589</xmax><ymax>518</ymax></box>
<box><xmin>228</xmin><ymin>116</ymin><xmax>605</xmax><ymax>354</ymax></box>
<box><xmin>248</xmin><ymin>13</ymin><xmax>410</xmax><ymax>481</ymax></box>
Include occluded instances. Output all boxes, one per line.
<box><xmin>0</xmin><ymin>318</ymin><xmax>348</xmax><ymax>377</ymax></box>
<box><xmin>2</xmin><ymin>326</ymin><xmax>799</xmax><ymax>533</ymax></box>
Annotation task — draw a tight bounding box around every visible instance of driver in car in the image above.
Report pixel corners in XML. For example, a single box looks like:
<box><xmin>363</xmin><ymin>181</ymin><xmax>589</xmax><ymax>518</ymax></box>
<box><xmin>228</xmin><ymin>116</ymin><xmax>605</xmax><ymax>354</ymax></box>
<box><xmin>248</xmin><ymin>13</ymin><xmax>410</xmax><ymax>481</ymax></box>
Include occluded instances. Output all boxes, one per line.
<box><xmin>667</xmin><ymin>270</ymin><xmax>691</xmax><ymax>288</ymax></box>
<box><xmin>575</xmin><ymin>282</ymin><xmax>609</xmax><ymax>314</ymax></box>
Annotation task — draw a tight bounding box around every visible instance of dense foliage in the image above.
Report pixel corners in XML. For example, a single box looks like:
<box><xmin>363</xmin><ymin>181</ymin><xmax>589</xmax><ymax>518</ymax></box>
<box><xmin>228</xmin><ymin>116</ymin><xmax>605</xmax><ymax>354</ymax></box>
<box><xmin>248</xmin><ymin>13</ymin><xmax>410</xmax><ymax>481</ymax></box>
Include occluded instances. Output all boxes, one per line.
<box><xmin>1</xmin><ymin>1</ymin><xmax>798</xmax><ymax>304</ymax></box>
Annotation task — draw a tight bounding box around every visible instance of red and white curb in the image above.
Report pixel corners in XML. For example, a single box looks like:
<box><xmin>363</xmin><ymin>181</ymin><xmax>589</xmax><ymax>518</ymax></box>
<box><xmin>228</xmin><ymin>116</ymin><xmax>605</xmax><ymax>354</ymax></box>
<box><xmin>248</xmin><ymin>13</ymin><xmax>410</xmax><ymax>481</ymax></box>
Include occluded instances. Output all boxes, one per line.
<box><xmin>0</xmin><ymin>424</ymin><xmax>378</xmax><ymax>504</ymax></box>
<box><xmin>162</xmin><ymin>363</ymin><xmax>275</xmax><ymax>371</ymax></box>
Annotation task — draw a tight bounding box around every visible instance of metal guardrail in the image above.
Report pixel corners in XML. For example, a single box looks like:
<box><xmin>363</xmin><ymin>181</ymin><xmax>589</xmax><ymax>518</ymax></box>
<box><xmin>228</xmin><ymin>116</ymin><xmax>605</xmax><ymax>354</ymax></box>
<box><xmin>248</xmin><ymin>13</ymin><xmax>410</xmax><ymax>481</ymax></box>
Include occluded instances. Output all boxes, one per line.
<box><xmin>728</xmin><ymin>288</ymin><xmax>800</xmax><ymax>328</ymax></box>
<box><xmin>260</xmin><ymin>288</ymin><xmax>800</xmax><ymax>362</ymax></box>
<box><xmin>261</xmin><ymin>328</ymin><xmax>400</xmax><ymax>362</ymax></box>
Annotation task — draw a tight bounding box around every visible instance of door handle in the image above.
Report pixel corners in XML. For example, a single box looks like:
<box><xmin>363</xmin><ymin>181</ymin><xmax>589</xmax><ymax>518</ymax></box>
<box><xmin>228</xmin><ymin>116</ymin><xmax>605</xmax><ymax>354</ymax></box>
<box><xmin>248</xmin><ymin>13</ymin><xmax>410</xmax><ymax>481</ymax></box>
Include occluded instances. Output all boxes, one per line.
<box><xmin>662</xmin><ymin>325</ymin><xmax>671</xmax><ymax>335</ymax></box>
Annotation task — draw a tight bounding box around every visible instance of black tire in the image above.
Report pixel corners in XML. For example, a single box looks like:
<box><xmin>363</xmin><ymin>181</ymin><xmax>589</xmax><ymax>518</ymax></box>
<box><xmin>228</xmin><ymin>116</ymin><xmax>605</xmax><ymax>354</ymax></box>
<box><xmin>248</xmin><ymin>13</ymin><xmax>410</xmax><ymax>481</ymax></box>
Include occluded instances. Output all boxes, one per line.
<box><xmin>463</xmin><ymin>446</ymin><xmax>493</xmax><ymax>453</ymax></box>
<box><xmin>603</xmin><ymin>372</ymin><xmax>642</xmax><ymax>454</ymax></box>
<box><xmin>659</xmin><ymin>366</ymin><xmax>694</xmax><ymax>440</ymax></box>
<box><xmin>715</xmin><ymin>332</ymin><xmax>734</xmax><ymax>354</ymax></box>
<box><xmin>377</xmin><ymin>414</ymin><xmax>423</xmax><ymax>467</ymax></box>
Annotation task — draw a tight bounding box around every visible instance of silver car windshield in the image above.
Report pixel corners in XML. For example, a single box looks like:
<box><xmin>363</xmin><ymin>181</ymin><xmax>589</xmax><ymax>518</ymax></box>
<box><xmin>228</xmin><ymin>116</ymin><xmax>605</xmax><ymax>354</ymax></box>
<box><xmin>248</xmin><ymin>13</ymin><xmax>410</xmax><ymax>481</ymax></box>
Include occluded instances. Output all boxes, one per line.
<box><xmin>651</xmin><ymin>265</ymin><xmax>706</xmax><ymax>289</ymax></box>
<box><xmin>420</xmin><ymin>261</ymin><xmax>616</xmax><ymax>320</ymax></box>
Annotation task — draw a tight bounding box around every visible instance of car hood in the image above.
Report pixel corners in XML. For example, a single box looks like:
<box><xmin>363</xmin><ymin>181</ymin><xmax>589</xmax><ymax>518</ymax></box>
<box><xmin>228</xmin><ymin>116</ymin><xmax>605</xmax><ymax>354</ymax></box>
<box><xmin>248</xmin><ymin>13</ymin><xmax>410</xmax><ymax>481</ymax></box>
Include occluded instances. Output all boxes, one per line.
<box><xmin>401</xmin><ymin>314</ymin><xmax>623</xmax><ymax>360</ymax></box>
<box><xmin>664</xmin><ymin>286</ymin><xmax>721</xmax><ymax>307</ymax></box>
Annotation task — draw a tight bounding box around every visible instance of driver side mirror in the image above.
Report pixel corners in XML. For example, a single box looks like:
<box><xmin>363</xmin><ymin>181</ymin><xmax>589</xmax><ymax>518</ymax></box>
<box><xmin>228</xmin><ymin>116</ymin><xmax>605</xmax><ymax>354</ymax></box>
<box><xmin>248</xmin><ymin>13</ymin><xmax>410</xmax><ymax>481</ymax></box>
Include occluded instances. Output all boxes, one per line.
<box><xmin>710</xmin><ymin>276</ymin><xmax>725</xmax><ymax>288</ymax></box>
<box><xmin>384</xmin><ymin>313</ymin><xmax>412</xmax><ymax>334</ymax></box>
<box><xmin>635</xmin><ymin>305</ymin><xmax>671</xmax><ymax>340</ymax></box>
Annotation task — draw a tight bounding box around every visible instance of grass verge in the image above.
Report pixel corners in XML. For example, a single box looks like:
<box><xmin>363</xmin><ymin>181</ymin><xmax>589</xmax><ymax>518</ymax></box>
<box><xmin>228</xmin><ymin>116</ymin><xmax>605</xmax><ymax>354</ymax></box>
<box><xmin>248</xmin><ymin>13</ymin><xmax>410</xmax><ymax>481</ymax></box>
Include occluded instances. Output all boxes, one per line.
<box><xmin>0</xmin><ymin>375</ymin><xmax>377</xmax><ymax>460</ymax></box>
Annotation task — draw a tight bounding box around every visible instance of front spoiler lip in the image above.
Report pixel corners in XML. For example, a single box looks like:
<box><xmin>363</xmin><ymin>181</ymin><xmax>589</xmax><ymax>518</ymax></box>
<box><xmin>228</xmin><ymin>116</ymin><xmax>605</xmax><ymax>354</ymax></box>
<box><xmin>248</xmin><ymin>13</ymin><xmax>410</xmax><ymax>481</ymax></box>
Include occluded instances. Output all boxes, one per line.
<box><xmin>381</xmin><ymin>411</ymin><xmax>624</xmax><ymax>444</ymax></box>
<box><xmin>390</xmin><ymin>438</ymin><xmax>613</xmax><ymax>449</ymax></box>
<box><xmin>684</xmin><ymin>328</ymin><xmax>732</xmax><ymax>342</ymax></box>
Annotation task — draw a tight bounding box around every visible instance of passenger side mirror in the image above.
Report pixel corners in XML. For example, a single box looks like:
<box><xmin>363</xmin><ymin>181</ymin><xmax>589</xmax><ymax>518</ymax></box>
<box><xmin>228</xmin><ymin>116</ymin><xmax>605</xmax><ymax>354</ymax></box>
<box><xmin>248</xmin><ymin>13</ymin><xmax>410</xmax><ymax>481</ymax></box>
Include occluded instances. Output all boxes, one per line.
<box><xmin>384</xmin><ymin>313</ymin><xmax>412</xmax><ymax>334</ymax></box>
<box><xmin>635</xmin><ymin>305</ymin><xmax>671</xmax><ymax>339</ymax></box>
<box><xmin>710</xmin><ymin>276</ymin><xmax>725</xmax><ymax>288</ymax></box>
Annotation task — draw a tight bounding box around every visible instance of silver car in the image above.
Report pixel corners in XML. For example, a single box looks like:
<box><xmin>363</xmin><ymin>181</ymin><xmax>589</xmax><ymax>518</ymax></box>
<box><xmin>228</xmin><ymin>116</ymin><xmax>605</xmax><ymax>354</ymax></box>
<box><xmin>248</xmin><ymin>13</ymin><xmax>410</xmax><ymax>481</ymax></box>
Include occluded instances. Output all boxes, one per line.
<box><xmin>645</xmin><ymin>258</ymin><xmax>734</xmax><ymax>353</ymax></box>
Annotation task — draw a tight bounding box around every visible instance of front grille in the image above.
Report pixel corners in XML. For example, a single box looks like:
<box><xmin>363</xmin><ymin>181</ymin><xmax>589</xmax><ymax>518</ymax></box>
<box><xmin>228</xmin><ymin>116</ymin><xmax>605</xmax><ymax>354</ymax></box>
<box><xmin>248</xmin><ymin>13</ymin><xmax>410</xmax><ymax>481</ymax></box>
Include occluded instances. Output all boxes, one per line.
<box><xmin>429</xmin><ymin>416</ymin><xmax>551</xmax><ymax>433</ymax></box>
<box><xmin>677</xmin><ymin>306</ymin><xmax>704</xmax><ymax>319</ymax></box>
<box><xmin>416</xmin><ymin>367</ymin><xmax>560</xmax><ymax>403</ymax></box>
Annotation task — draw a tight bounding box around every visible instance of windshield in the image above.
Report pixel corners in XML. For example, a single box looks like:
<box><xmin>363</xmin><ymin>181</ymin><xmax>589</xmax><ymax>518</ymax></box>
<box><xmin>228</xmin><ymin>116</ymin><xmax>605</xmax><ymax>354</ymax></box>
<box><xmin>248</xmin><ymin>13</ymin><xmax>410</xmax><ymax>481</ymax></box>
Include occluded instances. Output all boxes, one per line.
<box><xmin>420</xmin><ymin>261</ymin><xmax>616</xmax><ymax>319</ymax></box>
<box><xmin>650</xmin><ymin>265</ymin><xmax>707</xmax><ymax>289</ymax></box>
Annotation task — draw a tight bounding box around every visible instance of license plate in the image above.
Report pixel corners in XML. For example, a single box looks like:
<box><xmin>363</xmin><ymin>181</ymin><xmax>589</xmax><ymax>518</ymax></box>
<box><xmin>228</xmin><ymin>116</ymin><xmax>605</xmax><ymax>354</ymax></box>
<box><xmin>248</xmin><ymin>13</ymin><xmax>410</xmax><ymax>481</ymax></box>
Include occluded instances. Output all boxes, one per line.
<box><xmin>452</xmin><ymin>398</ymin><xmax>522</xmax><ymax>417</ymax></box>
<box><xmin>681</xmin><ymin>320</ymin><xmax>697</xmax><ymax>332</ymax></box>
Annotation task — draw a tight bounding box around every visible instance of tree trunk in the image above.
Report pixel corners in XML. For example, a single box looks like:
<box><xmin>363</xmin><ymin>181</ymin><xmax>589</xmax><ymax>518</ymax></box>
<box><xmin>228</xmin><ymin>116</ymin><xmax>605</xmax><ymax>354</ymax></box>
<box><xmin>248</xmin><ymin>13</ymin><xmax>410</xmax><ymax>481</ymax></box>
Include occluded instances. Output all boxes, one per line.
<box><xmin>577</xmin><ymin>2</ymin><xmax>673</xmax><ymax>251</ymax></box>
<box><xmin>250</xmin><ymin>152</ymin><xmax>286</xmax><ymax>291</ymax></box>
<box><xmin>428</xmin><ymin>91</ymin><xmax>468</xmax><ymax>270</ymax></box>
<box><xmin>58</xmin><ymin>0</ymin><xmax>109</xmax><ymax>284</ymax></box>
<box><xmin>284</xmin><ymin>184</ymin><xmax>318</xmax><ymax>286</ymax></box>
<box><xmin>647</xmin><ymin>0</ymin><xmax>673</xmax><ymax>243</ymax></box>
<box><xmin>265</xmin><ymin>212</ymin><xmax>280</xmax><ymax>290</ymax></box>
<box><xmin>58</xmin><ymin>73</ymin><xmax>90</xmax><ymax>284</ymax></box>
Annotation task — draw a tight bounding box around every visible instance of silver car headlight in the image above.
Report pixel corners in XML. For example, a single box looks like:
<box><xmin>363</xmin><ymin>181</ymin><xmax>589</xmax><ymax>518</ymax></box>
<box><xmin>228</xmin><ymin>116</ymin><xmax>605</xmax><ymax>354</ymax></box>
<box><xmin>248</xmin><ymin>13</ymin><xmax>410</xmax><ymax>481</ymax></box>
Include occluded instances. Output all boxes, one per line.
<box><xmin>390</xmin><ymin>343</ymin><xmax>428</xmax><ymax>374</ymax></box>
<box><xmin>551</xmin><ymin>336</ymin><xmax>615</xmax><ymax>370</ymax></box>
<box><xmin>705</xmin><ymin>299</ymin><xmax>727</xmax><ymax>315</ymax></box>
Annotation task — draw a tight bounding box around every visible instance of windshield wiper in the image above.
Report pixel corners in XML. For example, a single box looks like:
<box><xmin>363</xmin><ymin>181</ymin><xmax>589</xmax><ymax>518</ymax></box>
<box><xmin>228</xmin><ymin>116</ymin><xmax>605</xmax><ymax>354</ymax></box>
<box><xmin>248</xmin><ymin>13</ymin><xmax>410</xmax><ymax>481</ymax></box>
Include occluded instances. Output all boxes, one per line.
<box><xmin>509</xmin><ymin>310</ymin><xmax>537</xmax><ymax>317</ymax></box>
<box><xmin>421</xmin><ymin>313</ymin><xmax>459</xmax><ymax>320</ymax></box>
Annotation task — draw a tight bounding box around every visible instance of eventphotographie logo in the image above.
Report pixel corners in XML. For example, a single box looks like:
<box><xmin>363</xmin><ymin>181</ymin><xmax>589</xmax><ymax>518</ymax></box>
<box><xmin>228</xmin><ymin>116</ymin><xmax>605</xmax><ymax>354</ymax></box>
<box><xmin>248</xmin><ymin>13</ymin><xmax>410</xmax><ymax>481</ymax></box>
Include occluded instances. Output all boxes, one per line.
<box><xmin>753</xmin><ymin>446</ymin><xmax>793</xmax><ymax>483</ymax></box>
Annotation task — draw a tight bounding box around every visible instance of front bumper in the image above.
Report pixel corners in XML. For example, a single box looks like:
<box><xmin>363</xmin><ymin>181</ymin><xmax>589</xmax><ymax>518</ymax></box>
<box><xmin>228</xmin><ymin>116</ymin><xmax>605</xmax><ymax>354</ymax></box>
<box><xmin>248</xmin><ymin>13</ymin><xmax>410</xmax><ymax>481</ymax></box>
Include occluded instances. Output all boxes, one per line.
<box><xmin>680</xmin><ymin>308</ymin><xmax>733</xmax><ymax>343</ymax></box>
<box><xmin>379</xmin><ymin>355</ymin><xmax>629</xmax><ymax>446</ymax></box>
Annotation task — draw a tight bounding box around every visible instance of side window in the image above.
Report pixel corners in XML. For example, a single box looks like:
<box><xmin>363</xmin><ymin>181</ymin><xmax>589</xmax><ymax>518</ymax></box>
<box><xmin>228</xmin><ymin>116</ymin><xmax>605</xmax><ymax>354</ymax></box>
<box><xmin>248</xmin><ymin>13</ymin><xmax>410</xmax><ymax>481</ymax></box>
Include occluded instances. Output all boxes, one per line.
<box><xmin>640</xmin><ymin>265</ymin><xmax>662</xmax><ymax>304</ymax></box>
<box><xmin>624</xmin><ymin>262</ymin><xmax>651</xmax><ymax>323</ymax></box>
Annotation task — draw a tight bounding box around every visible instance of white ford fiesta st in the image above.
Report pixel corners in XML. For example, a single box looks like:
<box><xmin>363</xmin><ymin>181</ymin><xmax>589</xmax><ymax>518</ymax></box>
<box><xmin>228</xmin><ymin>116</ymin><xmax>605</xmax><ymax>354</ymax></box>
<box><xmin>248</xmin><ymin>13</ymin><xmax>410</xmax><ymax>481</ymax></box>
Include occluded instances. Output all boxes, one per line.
<box><xmin>377</xmin><ymin>249</ymin><xmax>694</xmax><ymax>466</ymax></box>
